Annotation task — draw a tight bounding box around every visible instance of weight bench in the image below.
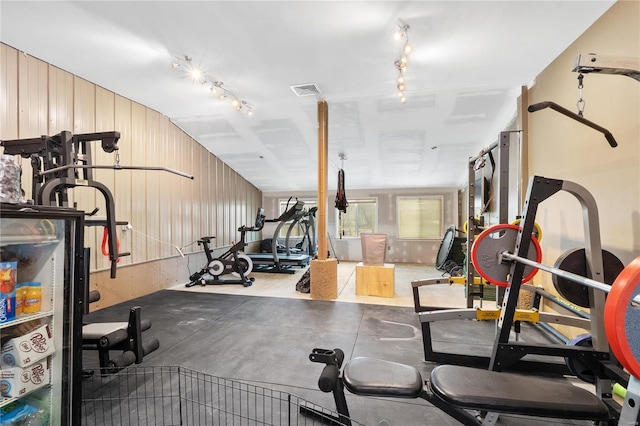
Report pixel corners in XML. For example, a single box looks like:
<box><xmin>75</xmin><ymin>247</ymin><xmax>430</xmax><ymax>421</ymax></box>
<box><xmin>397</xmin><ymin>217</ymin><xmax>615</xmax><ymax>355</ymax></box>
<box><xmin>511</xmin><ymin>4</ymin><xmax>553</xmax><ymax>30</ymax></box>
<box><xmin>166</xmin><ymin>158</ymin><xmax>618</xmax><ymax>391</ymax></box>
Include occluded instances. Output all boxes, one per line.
<box><xmin>428</xmin><ymin>364</ymin><xmax>609</xmax><ymax>422</ymax></box>
<box><xmin>307</xmin><ymin>349</ymin><xmax>612</xmax><ymax>426</ymax></box>
<box><xmin>82</xmin><ymin>291</ymin><xmax>160</xmax><ymax>375</ymax></box>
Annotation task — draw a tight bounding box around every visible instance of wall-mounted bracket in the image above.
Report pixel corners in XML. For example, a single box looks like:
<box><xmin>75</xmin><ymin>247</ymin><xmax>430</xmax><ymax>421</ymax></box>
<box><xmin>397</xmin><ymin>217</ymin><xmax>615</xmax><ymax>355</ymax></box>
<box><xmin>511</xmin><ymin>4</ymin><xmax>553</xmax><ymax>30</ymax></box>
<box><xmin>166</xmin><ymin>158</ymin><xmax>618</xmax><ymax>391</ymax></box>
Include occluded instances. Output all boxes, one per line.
<box><xmin>573</xmin><ymin>53</ymin><xmax>640</xmax><ymax>82</ymax></box>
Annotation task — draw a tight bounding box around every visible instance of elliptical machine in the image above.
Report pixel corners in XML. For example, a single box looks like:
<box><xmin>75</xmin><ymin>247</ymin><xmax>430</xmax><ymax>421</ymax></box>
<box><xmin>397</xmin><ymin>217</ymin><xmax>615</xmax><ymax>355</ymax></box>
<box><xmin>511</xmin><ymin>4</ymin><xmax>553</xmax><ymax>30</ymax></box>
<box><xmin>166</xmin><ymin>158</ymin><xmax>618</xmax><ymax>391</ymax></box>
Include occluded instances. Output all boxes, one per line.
<box><xmin>186</xmin><ymin>208</ymin><xmax>265</xmax><ymax>287</ymax></box>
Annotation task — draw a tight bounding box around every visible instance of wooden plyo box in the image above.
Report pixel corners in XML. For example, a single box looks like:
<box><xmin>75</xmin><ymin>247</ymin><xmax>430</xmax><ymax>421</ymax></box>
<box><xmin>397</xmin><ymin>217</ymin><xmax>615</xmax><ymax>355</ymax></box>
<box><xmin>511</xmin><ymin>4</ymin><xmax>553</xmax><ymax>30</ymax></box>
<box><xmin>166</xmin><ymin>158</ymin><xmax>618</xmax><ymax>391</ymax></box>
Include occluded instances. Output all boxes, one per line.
<box><xmin>355</xmin><ymin>262</ymin><xmax>395</xmax><ymax>297</ymax></box>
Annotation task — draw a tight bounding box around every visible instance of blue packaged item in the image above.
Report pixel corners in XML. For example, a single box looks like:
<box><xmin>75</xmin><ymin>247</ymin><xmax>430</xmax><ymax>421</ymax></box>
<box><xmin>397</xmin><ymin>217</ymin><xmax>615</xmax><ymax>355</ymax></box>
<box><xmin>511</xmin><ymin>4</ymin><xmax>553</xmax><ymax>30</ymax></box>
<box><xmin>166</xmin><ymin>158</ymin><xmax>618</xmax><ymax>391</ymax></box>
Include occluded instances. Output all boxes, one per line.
<box><xmin>0</xmin><ymin>400</ymin><xmax>37</xmax><ymax>425</ymax></box>
<box><xmin>0</xmin><ymin>261</ymin><xmax>17</xmax><ymax>324</ymax></box>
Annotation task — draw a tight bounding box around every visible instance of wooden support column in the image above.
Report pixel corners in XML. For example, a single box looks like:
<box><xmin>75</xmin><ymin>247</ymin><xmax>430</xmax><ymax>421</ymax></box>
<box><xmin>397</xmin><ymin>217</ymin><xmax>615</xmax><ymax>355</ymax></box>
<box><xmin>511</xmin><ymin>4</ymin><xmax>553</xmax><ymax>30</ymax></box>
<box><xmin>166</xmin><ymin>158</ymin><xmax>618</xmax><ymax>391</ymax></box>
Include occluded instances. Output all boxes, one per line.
<box><xmin>310</xmin><ymin>100</ymin><xmax>338</xmax><ymax>299</ymax></box>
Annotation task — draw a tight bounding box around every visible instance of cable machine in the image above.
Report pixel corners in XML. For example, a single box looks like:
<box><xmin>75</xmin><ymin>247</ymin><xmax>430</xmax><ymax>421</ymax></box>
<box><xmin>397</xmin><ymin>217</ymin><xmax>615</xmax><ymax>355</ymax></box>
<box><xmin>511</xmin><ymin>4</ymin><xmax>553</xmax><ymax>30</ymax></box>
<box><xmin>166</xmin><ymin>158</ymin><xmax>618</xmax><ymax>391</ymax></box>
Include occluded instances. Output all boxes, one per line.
<box><xmin>1</xmin><ymin>130</ymin><xmax>193</xmax><ymax>278</ymax></box>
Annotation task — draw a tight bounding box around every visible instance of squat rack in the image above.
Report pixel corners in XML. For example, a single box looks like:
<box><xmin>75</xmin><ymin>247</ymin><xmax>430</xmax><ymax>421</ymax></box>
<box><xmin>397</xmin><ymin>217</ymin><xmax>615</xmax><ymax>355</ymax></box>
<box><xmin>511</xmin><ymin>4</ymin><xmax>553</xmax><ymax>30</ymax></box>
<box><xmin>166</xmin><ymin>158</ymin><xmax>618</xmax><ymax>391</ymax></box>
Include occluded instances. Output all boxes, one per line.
<box><xmin>412</xmin><ymin>131</ymin><xmax>516</xmax><ymax>311</ymax></box>
<box><xmin>465</xmin><ymin>130</ymin><xmax>516</xmax><ymax>307</ymax></box>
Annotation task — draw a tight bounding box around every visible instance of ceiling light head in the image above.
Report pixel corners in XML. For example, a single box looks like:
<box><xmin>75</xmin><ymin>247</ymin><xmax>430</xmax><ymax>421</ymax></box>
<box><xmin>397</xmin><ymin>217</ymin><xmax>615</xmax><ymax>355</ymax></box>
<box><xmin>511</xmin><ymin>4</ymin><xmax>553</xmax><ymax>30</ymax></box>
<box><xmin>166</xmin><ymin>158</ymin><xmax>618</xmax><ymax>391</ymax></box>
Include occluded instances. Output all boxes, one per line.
<box><xmin>173</xmin><ymin>55</ymin><xmax>252</xmax><ymax>116</ymax></box>
<box><xmin>210</xmin><ymin>81</ymin><xmax>224</xmax><ymax>94</ymax></box>
<box><xmin>189</xmin><ymin>68</ymin><xmax>203</xmax><ymax>81</ymax></box>
<box><xmin>400</xmin><ymin>96</ymin><xmax>407</xmax><ymax>104</ymax></box>
<box><xmin>395</xmin><ymin>19</ymin><xmax>410</xmax><ymax>40</ymax></box>
<box><xmin>238</xmin><ymin>100</ymin><xmax>253</xmax><ymax>115</ymax></box>
<box><xmin>392</xmin><ymin>20</ymin><xmax>411</xmax><ymax>99</ymax></box>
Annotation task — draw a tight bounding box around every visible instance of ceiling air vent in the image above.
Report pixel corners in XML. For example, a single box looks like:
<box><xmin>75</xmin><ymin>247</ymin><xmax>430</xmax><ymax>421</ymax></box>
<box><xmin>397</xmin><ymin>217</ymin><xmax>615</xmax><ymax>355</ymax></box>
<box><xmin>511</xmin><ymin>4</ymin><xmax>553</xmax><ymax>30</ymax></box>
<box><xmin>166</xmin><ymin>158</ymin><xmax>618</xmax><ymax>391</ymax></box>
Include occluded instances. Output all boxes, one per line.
<box><xmin>290</xmin><ymin>83</ymin><xmax>321</xmax><ymax>97</ymax></box>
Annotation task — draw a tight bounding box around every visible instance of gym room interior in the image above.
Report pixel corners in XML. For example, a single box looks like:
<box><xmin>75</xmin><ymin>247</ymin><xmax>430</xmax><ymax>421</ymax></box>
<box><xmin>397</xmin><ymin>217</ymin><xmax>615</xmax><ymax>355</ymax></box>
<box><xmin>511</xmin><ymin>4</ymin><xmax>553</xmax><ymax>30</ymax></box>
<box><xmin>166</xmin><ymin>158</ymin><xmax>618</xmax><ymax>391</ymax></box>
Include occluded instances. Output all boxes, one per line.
<box><xmin>0</xmin><ymin>1</ymin><xmax>639</xmax><ymax>425</ymax></box>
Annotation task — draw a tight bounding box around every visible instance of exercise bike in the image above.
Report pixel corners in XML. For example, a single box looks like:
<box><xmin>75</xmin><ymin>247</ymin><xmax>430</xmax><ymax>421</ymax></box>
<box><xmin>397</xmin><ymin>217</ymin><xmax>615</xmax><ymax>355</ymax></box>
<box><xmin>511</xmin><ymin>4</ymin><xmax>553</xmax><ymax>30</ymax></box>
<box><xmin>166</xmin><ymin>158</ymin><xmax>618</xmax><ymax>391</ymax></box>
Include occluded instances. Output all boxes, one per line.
<box><xmin>186</xmin><ymin>208</ymin><xmax>265</xmax><ymax>288</ymax></box>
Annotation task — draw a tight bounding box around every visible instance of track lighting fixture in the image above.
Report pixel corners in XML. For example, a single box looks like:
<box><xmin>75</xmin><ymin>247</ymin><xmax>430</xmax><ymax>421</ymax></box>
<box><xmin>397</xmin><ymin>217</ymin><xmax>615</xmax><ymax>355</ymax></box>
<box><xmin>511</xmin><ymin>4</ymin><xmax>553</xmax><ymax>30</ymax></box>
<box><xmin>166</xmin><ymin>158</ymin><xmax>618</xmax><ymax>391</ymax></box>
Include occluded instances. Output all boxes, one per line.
<box><xmin>394</xmin><ymin>20</ymin><xmax>411</xmax><ymax>103</ymax></box>
<box><xmin>172</xmin><ymin>55</ymin><xmax>254</xmax><ymax>116</ymax></box>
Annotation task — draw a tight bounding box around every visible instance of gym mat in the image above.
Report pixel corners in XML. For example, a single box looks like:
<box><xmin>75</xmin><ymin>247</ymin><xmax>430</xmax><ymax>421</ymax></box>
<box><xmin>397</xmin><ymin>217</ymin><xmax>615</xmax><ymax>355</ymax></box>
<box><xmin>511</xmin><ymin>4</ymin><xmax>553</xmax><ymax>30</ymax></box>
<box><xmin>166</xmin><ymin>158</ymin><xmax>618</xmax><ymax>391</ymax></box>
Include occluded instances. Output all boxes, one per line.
<box><xmin>82</xmin><ymin>290</ymin><xmax>598</xmax><ymax>425</ymax></box>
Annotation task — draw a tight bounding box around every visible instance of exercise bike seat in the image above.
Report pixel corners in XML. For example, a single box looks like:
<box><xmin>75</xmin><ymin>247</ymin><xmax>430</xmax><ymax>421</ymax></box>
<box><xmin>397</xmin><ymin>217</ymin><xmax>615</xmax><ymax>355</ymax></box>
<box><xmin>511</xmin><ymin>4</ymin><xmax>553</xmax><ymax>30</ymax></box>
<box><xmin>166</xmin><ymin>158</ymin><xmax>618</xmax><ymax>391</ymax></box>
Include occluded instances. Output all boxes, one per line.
<box><xmin>343</xmin><ymin>357</ymin><xmax>423</xmax><ymax>398</ymax></box>
<box><xmin>429</xmin><ymin>364</ymin><xmax>610</xmax><ymax>420</ymax></box>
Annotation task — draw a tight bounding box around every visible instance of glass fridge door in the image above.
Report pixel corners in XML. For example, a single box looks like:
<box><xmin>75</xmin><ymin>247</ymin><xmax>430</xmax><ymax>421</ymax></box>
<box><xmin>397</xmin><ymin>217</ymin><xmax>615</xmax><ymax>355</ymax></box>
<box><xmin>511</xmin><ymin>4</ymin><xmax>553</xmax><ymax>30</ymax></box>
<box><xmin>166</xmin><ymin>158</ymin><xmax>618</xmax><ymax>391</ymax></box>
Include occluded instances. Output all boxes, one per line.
<box><xmin>0</xmin><ymin>204</ymin><xmax>83</xmax><ymax>426</ymax></box>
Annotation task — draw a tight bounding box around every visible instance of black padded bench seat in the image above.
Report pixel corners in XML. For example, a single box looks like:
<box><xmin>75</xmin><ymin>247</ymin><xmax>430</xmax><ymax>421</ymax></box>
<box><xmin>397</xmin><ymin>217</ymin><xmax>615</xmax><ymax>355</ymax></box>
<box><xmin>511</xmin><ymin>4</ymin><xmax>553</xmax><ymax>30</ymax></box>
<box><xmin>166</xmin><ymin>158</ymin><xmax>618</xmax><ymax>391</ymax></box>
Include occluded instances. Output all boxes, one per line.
<box><xmin>430</xmin><ymin>364</ymin><xmax>610</xmax><ymax>420</ymax></box>
<box><xmin>343</xmin><ymin>357</ymin><xmax>423</xmax><ymax>398</ymax></box>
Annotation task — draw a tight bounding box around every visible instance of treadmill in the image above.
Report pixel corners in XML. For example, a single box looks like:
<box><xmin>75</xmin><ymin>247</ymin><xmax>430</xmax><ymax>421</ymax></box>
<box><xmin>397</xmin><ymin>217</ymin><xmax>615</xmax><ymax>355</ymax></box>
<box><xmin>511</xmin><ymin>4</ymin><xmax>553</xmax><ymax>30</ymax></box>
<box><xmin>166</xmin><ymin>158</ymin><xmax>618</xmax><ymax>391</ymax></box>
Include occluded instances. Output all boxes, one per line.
<box><xmin>247</xmin><ymin>199</ymin><xmax>311</xmax><ymax>274</ymax></box>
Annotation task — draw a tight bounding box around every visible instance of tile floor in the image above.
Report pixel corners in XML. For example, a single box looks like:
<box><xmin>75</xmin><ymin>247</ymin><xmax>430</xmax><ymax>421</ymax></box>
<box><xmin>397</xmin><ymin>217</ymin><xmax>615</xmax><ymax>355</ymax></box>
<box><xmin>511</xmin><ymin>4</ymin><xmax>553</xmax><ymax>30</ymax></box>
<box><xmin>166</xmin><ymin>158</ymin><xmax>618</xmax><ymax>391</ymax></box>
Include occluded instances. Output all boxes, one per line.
<box><xmin>170</xmin><ymin>261</ymin><xmax>475</xmax><ymax>310</ymax></box>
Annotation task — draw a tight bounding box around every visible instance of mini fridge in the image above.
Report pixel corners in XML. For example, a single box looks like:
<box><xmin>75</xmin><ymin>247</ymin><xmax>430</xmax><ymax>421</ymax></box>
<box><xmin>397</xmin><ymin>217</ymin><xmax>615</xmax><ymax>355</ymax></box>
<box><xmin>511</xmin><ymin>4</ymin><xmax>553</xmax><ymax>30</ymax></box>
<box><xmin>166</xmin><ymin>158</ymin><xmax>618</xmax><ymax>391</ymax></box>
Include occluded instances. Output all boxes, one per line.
<box><xmin>0</xmin><ymin>203</ymin><xmax>84</xmax><ymax>425</ymax></box>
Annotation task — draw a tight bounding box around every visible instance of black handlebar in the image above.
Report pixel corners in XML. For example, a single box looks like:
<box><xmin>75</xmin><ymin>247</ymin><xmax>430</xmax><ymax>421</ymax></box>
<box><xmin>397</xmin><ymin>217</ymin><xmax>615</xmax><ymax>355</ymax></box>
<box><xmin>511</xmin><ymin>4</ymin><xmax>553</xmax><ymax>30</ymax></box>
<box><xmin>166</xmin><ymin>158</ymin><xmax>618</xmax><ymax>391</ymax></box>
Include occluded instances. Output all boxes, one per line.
<box><xmin>318</xmin><ymin>365</ymin><xmax>339</xmax><ymax>392</ymax></box>
<box><xmin>279</xmin><ymin>200</ymin><xmax>305</xmax><ymax>222</ymax></box>
<box><xmin>309</xmin><ymin>348</ymin><xmax>345</xmax><ymax>392</ymax></box>
<box><xmin>527</xmin><ymin>101</ymin><xmax>618</xmax><ymax>148</ymax></box>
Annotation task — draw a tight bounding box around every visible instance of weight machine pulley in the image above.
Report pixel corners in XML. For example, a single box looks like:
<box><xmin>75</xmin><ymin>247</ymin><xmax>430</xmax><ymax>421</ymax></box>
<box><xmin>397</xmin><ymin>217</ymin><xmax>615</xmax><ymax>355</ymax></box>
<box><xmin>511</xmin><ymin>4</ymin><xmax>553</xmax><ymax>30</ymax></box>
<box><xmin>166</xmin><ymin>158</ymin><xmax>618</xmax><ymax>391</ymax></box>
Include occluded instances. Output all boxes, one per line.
<box><xmin>573</xmin><ymin>53</ymin><xmax>640</xmax><ymax>82</ymax></box>
<box><xmin>528</xmin><ymin>53</ymin><xmax>640</xmax><ymax>149</ymax></box>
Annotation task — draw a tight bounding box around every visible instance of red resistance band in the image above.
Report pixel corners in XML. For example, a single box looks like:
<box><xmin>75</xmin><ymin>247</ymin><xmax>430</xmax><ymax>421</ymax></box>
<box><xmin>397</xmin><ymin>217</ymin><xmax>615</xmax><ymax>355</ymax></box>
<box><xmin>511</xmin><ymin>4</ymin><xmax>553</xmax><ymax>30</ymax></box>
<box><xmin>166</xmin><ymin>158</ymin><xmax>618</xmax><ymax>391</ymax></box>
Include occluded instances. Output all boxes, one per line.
<box><xmin>101</xmin><ymin>226</ymin><xmax>121</xmax><ymax>263</ymax></box>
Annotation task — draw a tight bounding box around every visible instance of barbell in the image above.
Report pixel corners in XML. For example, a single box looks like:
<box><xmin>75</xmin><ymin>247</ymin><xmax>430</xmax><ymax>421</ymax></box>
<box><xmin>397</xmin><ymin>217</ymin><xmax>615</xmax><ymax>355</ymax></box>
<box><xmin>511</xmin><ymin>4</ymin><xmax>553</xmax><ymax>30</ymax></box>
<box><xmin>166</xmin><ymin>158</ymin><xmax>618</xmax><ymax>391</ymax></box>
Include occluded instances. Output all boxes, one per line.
<box><xmin>471</xmin><ymin>223</ymin><xmax>640</xmax><ymax>379</ymax></box>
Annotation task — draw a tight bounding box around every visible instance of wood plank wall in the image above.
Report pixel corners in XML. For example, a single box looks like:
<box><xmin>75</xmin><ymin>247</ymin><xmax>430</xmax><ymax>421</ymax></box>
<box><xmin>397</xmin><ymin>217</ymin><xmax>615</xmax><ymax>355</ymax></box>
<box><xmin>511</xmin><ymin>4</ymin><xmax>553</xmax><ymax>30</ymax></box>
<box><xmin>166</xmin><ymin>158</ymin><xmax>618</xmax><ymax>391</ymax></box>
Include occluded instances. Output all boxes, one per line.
<box><xmin>0</xmin><ymin>43</ymin><xmax>263</xmax><ymax>308</ymax></box>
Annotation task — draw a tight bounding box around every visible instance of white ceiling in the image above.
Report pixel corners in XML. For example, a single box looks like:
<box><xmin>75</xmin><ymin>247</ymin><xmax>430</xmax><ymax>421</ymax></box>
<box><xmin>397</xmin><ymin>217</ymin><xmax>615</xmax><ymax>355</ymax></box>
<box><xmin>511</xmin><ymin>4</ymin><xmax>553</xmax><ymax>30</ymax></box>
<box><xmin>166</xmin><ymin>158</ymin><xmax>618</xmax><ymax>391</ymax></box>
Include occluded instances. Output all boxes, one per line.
<box><xmin>0</xmin><ymin>1</ymin><xmax>615</xmax><ymax>193</ymax></box>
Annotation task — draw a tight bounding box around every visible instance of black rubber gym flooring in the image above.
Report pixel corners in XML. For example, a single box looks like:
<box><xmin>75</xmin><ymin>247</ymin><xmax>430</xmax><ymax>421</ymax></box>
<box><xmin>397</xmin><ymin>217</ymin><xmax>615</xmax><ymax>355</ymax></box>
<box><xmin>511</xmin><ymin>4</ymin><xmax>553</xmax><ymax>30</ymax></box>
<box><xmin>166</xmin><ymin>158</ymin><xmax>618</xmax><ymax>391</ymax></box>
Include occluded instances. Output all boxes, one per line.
<box><xmin>82</xmin><ymin>290</ymin><xmax>598</xmax><ymax>425</ymax></box>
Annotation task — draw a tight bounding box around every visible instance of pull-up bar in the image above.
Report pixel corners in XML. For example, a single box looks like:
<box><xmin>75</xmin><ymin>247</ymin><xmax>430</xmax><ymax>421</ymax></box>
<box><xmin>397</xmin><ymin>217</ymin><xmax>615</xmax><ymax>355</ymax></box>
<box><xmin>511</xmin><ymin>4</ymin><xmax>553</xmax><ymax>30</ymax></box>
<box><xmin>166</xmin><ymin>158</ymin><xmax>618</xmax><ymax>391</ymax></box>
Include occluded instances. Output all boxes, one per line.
<box><xmin>468</xmin><ymin>141</ymin><xmax>499</xmax><ymax>164</ymax></box>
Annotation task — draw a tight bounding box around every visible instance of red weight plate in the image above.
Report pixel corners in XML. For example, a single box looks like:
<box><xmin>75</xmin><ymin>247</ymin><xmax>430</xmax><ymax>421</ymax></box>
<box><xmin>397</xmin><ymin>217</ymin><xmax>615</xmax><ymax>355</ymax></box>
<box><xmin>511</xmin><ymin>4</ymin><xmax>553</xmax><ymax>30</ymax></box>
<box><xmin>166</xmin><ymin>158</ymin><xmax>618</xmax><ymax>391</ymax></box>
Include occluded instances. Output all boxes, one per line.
<box><xmin>471</xmin><ymin>224</ymin><xmax>542</xmax><ymax>287</ymax></box>
<box><xmin>604</xmin><ymin>256</ymin><xmax>640</xmax><ymax>379</ymax></box>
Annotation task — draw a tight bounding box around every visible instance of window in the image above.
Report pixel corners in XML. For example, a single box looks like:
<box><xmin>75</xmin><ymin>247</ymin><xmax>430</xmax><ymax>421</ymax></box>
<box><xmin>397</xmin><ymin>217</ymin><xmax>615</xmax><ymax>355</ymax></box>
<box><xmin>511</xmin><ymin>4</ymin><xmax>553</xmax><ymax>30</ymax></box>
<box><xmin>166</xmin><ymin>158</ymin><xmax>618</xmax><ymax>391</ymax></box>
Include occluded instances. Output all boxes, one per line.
<box><xmin>397</xmin><ymin>196</ymin><xmax>443</xmax><ymax>239</ymax></box>
<box><xmin>278</xmin><ymin>198</ymin><xmax>317</xmax><ymax>238</ymax></box>
<box><xmin>336</xmin><ymin>198</ymin><xmax>377</xmax><ymax>238</ymax></box>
